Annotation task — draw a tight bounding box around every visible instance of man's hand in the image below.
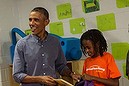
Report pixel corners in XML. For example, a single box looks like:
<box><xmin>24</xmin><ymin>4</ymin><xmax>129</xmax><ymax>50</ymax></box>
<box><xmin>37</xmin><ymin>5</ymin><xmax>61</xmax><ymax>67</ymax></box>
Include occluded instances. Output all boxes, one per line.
<box><xmin>39</xmin><ymin>76</ymin><xmax>57</xmax><ymax>85</ymax></box>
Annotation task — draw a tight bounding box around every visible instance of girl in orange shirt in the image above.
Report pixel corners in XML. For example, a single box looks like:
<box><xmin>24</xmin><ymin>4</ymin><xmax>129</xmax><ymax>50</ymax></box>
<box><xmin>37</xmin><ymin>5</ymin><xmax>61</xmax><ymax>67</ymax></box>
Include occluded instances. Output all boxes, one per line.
<box><xmin>80</xmin><ymin>29</ymin><xmax>121</xmax><ymax>86</ymax></box>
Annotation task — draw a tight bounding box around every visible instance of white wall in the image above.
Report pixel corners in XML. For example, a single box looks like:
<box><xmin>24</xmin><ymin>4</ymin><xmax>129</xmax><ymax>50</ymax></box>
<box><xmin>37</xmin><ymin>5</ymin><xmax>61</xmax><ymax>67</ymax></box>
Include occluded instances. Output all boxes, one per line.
<box><xmin>0</xmin><ymin>0</ymin><xmax>129</xmax><ymax>86</ymax></box>
<box><xmin>0</xmin><ymin>0</ymin><xmax>20</xmax><ymax>85</ymax></box>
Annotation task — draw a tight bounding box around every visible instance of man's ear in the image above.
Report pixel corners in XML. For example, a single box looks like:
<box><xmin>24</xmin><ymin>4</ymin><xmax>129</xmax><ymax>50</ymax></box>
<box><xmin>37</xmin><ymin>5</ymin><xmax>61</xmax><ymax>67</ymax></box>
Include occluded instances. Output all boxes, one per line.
<box><xmin>45</xmin><ymin>19</ymin><xmax>50</xmax><ymax>26</ymax></box>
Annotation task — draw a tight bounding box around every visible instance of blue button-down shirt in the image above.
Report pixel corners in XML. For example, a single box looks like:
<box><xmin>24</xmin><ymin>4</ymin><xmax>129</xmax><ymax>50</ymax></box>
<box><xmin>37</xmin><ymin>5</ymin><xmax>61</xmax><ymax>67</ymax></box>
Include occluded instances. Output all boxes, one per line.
<box><xmin>13</xmin><ymin>33</ymin><xmax>69</xmax><ymax>86</ymax></box>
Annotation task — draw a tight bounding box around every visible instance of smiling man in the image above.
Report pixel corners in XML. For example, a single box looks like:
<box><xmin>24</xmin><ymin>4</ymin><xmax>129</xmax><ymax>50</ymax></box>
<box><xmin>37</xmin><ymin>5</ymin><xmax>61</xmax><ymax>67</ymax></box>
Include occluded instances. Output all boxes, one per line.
<box><xmin>13</xmin><ymin>7</ymin><xmax>80</xmax><ymax>86</ymax></box>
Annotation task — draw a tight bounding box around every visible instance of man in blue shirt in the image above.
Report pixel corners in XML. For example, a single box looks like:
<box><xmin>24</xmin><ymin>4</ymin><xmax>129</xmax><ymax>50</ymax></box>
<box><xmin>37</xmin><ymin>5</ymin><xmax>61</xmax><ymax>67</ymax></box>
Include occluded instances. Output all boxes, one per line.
<box><xmin>13</xmin><ymin>7</ymin><xmax>80</xmax><ymax>86</ymax></box>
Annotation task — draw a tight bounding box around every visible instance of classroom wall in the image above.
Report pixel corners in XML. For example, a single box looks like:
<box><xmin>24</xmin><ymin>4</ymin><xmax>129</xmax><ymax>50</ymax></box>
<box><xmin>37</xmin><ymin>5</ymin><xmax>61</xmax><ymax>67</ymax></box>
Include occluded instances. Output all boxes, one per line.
<box><xmin>0</xmin><ymin>0</ymin><xmax>129</xmax><ymax>86</ymax></box>
<box><xmin>0</xmin><ymin>0</ymin><xmax>20</xmax><ymax>85</ymax></box>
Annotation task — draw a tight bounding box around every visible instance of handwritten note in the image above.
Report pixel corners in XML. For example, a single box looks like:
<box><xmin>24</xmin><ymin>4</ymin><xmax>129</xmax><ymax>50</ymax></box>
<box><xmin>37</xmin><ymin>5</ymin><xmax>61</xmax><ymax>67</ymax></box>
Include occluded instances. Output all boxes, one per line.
<box><xmin>56</xmin><ymin>3</ymin><xmax>72</xmax><ymax>20</ymax></box>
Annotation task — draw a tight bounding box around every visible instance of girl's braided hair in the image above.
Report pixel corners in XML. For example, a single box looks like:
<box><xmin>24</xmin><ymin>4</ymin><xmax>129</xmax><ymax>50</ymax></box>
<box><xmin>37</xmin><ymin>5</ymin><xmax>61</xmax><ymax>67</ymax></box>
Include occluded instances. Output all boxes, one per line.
<box><xmin>80</xmin><ymin>29</ymin><xmax>107</xmax><ymax>56</ymax></box>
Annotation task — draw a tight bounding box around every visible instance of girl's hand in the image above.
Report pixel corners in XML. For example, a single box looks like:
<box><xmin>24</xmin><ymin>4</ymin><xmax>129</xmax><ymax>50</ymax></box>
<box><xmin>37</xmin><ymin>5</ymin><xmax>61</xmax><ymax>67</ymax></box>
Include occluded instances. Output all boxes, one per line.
<box><xmin>70</xmin><ymin>72</ymin><xmax>81</xmax><ymax>82</ymax></box>
<box><xmin>82</xmin><ymin>74</ymin><xmax>93</xmax><ymax>81</ymax></box>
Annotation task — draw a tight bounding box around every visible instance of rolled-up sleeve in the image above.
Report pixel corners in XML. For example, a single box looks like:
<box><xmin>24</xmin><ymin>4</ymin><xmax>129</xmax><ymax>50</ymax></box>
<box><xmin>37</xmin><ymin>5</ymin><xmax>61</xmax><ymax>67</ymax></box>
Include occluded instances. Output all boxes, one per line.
<box><xmin>13</xmin><ymin>40</ymin><xmax>27</xmax><ymax>83</ymax></box>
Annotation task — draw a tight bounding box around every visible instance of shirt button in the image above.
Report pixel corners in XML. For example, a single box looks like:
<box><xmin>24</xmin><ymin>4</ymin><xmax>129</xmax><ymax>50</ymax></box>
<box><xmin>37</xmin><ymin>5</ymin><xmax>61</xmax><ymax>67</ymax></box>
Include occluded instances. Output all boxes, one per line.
<box><xmin>42</xmin><ymin>54</ymin><xmax>44</xmax><ymax>56</ymax></box>
<box><xmin>43</xmin><ymin>73</ymin><xmax>46</xmax><ymax>75</ymax></box>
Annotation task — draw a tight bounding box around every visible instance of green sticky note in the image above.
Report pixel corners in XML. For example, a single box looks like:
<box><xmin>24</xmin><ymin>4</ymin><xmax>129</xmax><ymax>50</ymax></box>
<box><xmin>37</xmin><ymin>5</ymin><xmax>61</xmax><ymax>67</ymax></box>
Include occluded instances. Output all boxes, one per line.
<box><xmin>111</xmin><ymin>42</ymin><xmax>129</xmax><ymax>60</ymax></box>
<box><xmin>69</xmin><ymin>18</ymin><xmax>86</xmax><ymax>34</ymax></box>
<box><xmin>49</xmin><ymin>22</ymin><xmax>64</xmax><ymax>36</ymax></box>
<box><xmin>82</xmin><ymin>0</ymin><xmax>100</xmax><ymax>13</ymax></box>
<box><xmin>123</xmin><ymin>63</ymin><xmax>128</xmax><ymax>79</ymax></box>
<box><xmin>116</xmin><ymin>0</ymin><xmax>129</xmax><ymax>8</ymax></box>
<box><xmin>96</xmin><ymin>13</ymin><xmax>116</xmax><ymax>32</ymax></box>
<box><xmin>56</xmin><ymin>3</ymin><xmax>72</xmax><ymax>20</ymax></box>
<box><xmin>25</xmin><ymin>29</ymin><xmax>31</xmax><ymax>35</ymax></box>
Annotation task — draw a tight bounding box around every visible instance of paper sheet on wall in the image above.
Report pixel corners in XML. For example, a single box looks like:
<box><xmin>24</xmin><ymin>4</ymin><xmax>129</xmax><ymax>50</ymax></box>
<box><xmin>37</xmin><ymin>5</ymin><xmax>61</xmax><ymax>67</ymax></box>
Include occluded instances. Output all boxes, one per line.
<box><xmin>96</xmin><ymin>13</ymin><xmax>116</xmax><ymax>32</ymax></box>
<box><xmin>81</xmin><ymin>0</ymin><xmax>100</xmax><ymax>13</ymax></box>
<box><xmin>122</xmin><ymin>63</ymin><xmax>128</xmax><ymax>78</ymax></box>
<box><xmin>25</xmin><ymin>29</ymin><xmax>31</xmax><ymax>35</ymax></box>
<box><xmin>111</xmin><ymin>42</ymin><xmax>129</xmax><ymax>60</ymax></box>
<box><xmin>49</xmin><ymin>22</ymin><xmax>64</xmax><ymax>36</ymax></box>
<box><xmin>56</xmin><ymin>3</ymin><xmax>72</xmax><ymax>20</ymax></box>
<box><xmin>116</xmin><ymin>0</ymin><xmax>129</xmax><ymax>8</ymax></box>
<box><xmin>69</xmin><ymin>18</ymin><xmax>86</xmax><ymax>34</ymax></box>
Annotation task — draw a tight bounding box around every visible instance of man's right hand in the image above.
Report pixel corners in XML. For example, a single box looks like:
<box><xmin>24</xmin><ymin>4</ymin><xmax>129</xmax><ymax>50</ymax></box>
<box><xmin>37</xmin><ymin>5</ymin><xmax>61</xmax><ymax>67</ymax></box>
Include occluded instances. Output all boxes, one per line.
<box><xmin>39</xmin><ymin>76</ymin><xmax>57</xmax><ymax>85</ymax></box>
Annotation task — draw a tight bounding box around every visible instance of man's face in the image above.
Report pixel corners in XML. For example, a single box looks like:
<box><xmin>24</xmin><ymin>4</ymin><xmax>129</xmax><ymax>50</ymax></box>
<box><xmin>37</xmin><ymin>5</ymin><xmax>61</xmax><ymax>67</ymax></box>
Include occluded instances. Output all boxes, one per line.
<box><xmin>29</xmin><ymin>11</ymin><xmax>49</xmax><ymax>35</ymax></box>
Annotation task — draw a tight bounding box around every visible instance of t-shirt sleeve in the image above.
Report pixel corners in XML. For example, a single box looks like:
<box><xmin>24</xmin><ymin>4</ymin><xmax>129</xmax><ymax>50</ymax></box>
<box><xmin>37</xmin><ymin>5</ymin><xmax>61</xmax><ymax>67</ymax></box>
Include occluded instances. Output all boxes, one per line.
<box><xmin>107</xmin><ymin>54</ymin><xmax>121</xmax><ymax>78</ymax></box>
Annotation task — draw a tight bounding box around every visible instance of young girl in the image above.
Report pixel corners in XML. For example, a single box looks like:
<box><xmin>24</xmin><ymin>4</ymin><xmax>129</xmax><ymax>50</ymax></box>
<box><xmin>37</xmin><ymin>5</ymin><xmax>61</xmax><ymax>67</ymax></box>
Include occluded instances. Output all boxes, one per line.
<box><xmin>80</xmin><ymin>29</ymin><xmax>121</xmax><ymax>86</ymax></box>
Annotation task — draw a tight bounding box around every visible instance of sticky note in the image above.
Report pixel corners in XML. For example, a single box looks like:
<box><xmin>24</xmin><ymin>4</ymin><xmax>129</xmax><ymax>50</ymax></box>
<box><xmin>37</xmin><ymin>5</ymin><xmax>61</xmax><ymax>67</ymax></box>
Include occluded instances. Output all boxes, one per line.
<box><xmin>25</xmin><ymin>29</ymin><xmax>31</xmax><ymax>35</ymax></box>
<box><xmin>49</xmin><ymin>22</ymin><xmax>64</xmax><ymax>36</ymax></box>
<box><xmin>57</xmin><ymin>3</ymin><xmax>72</xmax><ymax>20</ymax></box>
<box><xmin>111</xmin><ymin>42</ymin><xmax>129</xmax><ymax>60</ymax></box>
<box><xmin>116</xmin><ymin>0</ymin><xmax>129</xmax><ymax>8</ymax></box>
<box><xmin>69</xmin><ymin>18</ymin><xmax>86</xmax><ymax>34</ymax></box>
<box><xmin>96</xmin><ymin>13</ymin><xmax>116</xmax><ymax>32</ymax></box>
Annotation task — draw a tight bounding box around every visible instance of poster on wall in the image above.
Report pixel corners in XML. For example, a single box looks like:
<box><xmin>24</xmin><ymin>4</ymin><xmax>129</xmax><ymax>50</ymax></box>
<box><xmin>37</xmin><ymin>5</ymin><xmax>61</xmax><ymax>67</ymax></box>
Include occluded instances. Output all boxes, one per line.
<box><xmin>82</xmin><ymin>0</ymin><xmax>100</xmax><ymax>13</ymax></box>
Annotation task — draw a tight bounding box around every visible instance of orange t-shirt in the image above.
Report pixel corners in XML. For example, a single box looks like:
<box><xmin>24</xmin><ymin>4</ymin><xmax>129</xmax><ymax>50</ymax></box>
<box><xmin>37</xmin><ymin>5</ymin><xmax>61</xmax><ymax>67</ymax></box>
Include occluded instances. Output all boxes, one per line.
<box><xmin>82</xmin><ymin>52</ymin><xmax>121</xmax><ymax>86</ymax></box>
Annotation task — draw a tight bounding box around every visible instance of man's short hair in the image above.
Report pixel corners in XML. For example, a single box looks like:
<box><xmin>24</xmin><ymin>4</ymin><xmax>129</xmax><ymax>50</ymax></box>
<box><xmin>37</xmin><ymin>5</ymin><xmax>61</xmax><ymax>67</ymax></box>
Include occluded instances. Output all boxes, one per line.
<box><xmin>31</xmin><ymin>7</ymin><xmax>49</xmax><ymax>19</ymax></box>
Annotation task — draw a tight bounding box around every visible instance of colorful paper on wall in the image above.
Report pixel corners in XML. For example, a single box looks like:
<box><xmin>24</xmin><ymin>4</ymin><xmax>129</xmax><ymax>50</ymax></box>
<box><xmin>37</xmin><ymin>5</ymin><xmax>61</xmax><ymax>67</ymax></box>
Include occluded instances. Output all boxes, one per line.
<box><xmin>96</xmin><ymin>13</ymin><xmax>116</xmax><ymax>32</ymax></box>
<box><xmin>56</xmin><ymin>3</ymin><xmax>72</xmax><ymax>20</ymax></box>
<box><xmin>111</xmin><ymin>42</ymin><xmax>129</xmax><ymax>60</ymax></box>
<box><xmin>116</xmin><ymin>0</ymin><xmax>129</xmax><ymax>8</ymax></box>
<box><xmin>122</xmin><ymin>63</ymin><xmax>128</xmax><ymax>79</ymax></box>
<box><xmin>25</xmin><ymin>29</ymin><xmax>31</xmax><ymax>35</ymax></box>
<box><xmin>82</xmin><ymin>0</ymin><xmax>100</xmax><ymax>13</ymax></box>
<box><xmin>69</xmin><ymin>18</ymin><xmax>86</xmax><ymax>34</ymax></box>
<box><xmin>49</xmin><ymin>22</ymin><xmax>64</xmax><ymax>36</ymax></box>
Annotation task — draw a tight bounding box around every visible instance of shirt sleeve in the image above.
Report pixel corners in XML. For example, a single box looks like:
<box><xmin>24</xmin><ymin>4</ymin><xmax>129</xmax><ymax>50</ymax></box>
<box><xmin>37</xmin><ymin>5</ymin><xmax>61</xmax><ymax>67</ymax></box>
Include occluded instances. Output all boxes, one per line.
<box><xmin>126</xmin><ymin>50</ymin><xmax>129</xmax><ymax>76</ymax></box>
<box><xmin>107</xmin><ymin>54</ymin><xmax>121</xmax><ymax>78</ymax></box>
<box><xmin>13</xmin><ymin>40</ymin><xmax>27</xmax><ymax>83</ymax></box>
<box><xmin>55</xmin><ymin>40</ymin><xmax>71</xmax><ymax>76</ymax></box>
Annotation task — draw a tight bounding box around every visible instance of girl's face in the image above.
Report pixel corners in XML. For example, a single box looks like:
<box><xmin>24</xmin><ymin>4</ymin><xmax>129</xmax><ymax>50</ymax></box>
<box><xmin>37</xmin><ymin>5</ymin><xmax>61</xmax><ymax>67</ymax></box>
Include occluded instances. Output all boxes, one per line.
<box><xmin>82</xmin><ymin>39</ymin><xmax>99</xmax><ymax>58</ymax></box>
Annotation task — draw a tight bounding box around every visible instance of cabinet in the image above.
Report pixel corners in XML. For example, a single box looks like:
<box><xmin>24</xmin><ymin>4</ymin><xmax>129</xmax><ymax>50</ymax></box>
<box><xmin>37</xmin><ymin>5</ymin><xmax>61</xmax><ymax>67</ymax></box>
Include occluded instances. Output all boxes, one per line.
<box><xmin>9</xmin><ymin>64</ymin><xmax>19</xmax><ymax>86</ymax></box>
